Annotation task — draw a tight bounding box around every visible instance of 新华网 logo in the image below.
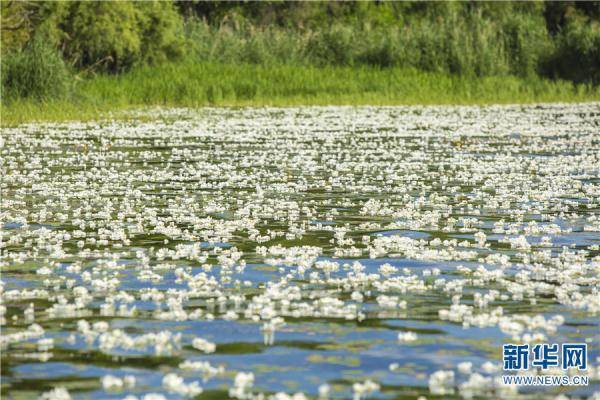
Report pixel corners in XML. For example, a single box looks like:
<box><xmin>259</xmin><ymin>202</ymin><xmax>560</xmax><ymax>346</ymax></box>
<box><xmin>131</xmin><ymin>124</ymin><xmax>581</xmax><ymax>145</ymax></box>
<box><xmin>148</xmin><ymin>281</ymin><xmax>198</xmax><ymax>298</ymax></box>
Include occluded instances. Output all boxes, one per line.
<box><xmin>503</xmin><ymin>343</ymin><xmax>587</xmax><ymax>371</ymax></box>
<box><xmin>501</xmin><ymin>343</ymin><xmax>589</xmax><ymax>387</ymax></box>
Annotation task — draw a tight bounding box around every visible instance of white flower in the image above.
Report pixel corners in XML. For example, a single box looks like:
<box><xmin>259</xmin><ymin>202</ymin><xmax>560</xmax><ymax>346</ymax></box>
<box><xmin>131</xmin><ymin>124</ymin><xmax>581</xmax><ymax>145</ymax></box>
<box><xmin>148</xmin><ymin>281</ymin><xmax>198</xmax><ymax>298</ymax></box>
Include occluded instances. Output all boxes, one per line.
<box><xmin>318</xmin><ymin>383</ymin><xmax>330</xmax><ymax>398</ymax></box>
<box><xmin>457</xmin><ymin>361</ymin><xmax>472</xmax><ymax>374</ymax></box>
<box><xmin>397</xmin><ymin>331</ymin><xmax>417</xmax><ymax>342</ymax></box>
<box><xmin>101</xmin><ymin>375</ymin><xmax>123</xmax><ymax>391</ymax></box>
<box><xmin>39</xmin><ymin>387</ymin><xmax>71</xmax><ymax>400</ymax></box>
<box><xmin>428</xmin><ymin>370</ymin><xmax>454</xmax><ymax>395</ymax></box>
<box><xmin>192</xmin><ymin>337</ymin><xmax>216</xmax><ymax>353</ymax></box>
<box><xmin>162</xmin><ymin>373</ymin><xmax>202</xmax><ymax>397</ymax></box>
<box><xmin>352</xmin><ymin>380</ymin><xmax>380</xmax><ymax>400</ymax></box>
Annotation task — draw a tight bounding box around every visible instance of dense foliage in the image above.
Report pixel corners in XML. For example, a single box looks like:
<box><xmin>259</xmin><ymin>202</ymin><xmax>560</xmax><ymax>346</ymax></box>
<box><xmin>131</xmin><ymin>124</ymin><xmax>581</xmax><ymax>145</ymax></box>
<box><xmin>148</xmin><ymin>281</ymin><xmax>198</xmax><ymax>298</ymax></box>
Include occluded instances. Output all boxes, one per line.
<box><xmin>1</xmin><ymin>1</ymin><xmax>598</xmax><ymax>102</ymax></box>
<box><xmin>1</xmin><ymin>33</ymin><xmax>71</xmax><ymax>101</ymax></box>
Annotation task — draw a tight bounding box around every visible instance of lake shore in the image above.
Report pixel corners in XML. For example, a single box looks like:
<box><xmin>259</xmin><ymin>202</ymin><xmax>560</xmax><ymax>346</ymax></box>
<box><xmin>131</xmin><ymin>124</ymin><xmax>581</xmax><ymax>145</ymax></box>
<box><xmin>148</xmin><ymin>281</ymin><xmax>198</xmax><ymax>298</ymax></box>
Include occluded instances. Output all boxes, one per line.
<box><xmin>2</xmin><ymin>63</ymin><xmax>598</xmax><ymax>126</ymax></box>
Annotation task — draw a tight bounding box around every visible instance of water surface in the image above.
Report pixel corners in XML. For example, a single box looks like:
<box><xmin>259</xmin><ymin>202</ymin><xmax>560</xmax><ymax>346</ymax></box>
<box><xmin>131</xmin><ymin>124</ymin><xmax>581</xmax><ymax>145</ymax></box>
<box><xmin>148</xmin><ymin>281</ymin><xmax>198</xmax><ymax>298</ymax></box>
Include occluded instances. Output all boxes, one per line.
<box><xmin>1</xmin><ymin>104</ymin><xmax>599</xmax><ymax>399</ymax></box>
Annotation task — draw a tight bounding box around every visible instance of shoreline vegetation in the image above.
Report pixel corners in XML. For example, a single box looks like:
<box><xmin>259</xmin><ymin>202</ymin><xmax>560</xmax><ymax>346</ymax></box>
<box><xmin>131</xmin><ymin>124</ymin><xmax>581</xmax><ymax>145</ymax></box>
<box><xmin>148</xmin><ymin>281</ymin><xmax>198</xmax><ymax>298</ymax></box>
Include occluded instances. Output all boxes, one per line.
<box><xmin>2</xmin><ymin>63</ymin><xmax>599</xmax><ymax>126</ymax></box>
<box><xmin>1</xmin><ymin>1</ymin><xmax>599</xmax><ymax>125</ymax></box>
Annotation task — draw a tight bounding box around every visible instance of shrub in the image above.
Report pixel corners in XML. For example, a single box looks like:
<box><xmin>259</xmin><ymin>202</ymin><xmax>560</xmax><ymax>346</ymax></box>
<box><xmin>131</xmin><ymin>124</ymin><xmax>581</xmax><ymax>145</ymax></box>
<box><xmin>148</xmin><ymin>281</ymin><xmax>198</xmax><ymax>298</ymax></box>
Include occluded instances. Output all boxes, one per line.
<box><xmin>1</xmin><ymin>34</ymin><xmax>71</xmax><ymax>101</ymax></box>
<box><xmin>62</xmin><ymin>1</ymin><xmax>142</xmax><ymax>72</ymax></box>
<box><xmin>501</xmin><ymin>12</ymin><xmax>553</xmax><ymax>78</ymax></box>
<box><xmin>58</xmin><ymin>0</ymin><xmax>184</xmax><ymax>72</ymax></box>
<box><xmin>355</xmin><ymin>28</ymin><xmax>398</xmax><ymax>68</ymax></box>
<box><xmin>137</xmin><ymin>1</ymin><xmax>186</xmax><ymax>65</ymax></box>
<box><xmin>306</xmin><ymin>24</ymin><xmax>357</xmax><ymax>66</ymax></box>
<box><xmin>545</xmin><ymin>16</ymin><xmax>600</xmax><ymax>84</ymax></box>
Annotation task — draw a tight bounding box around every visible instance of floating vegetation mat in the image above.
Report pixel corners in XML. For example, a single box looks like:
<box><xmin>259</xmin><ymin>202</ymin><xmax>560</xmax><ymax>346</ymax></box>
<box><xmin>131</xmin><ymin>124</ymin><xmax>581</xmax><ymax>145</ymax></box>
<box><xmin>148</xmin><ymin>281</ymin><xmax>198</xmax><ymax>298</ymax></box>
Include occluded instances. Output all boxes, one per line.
<box><xmin>1</xmin><ymin>104</ymin><xmax>599</xmax><ymax>399</ymax></box>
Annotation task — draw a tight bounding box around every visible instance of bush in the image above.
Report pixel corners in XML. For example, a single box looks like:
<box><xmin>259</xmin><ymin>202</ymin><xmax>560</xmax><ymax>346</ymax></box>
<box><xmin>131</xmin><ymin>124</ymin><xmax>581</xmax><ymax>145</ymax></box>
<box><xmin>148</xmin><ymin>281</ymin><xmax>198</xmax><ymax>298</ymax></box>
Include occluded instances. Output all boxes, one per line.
<box><xmin>62</xmin><ymin>1</ymin><xmax>142</xmax><ymax>72</ymax></box>
<box><xmin>306</xmin><ymin>24</ymin><xmax>357</xmax><ymax>66</ymax></box>
<box><xmin>545</xmin><ymin>16</ymin><xmax>600</xmax><ymax>84</ymax></box>
<box><xmin>1</xmin><ymin>34</ymin><xmax>71</xmax><ymax>101</ymax></box>
<box><xmin>58</xmin><ymin>0</ymin><xmax>184</xmax><ymax>72</ymax></box>
<box><xmin>137</xmin><ymin>1</ymin><xmax>186</xmax><ymax>65</ymax></box>
<box><xmin>501</xmin><ymin>12</ymin><xmax>553</xmax><ymax>78</ymax></box>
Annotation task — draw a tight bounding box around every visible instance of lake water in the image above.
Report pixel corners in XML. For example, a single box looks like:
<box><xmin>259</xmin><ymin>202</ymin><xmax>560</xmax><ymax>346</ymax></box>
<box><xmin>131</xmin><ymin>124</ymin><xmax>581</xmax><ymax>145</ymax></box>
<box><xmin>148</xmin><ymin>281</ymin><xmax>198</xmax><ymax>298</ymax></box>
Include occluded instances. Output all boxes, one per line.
<box><xmin>1</xmin><ymin>104</ymin><xmax>599</xmax><ymax>400</ymax></box>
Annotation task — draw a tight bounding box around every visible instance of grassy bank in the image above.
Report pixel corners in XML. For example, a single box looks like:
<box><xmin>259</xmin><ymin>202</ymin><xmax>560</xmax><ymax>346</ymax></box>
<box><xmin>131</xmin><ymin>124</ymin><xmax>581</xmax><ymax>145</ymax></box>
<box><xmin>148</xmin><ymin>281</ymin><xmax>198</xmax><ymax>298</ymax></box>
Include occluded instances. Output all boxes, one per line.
<box><xmin>2</xmin><ymin>62</ymin><xmax>599</xmax><ymax>126</ymax></box>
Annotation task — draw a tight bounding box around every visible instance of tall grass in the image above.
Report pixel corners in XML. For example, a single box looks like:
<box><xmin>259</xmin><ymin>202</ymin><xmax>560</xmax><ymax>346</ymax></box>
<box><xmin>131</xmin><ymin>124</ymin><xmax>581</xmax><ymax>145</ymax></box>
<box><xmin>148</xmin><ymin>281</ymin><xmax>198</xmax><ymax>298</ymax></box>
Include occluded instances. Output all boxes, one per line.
<box><xmin>1</xmin><ymin>34</ymin><xmax>71</xmax><ymax>101</ymax></box>
<box><xmin>182</xmin><ymin>10</ymin><xmax>552</xmax><ymax>78</ymax></box>
<box><xmin>2</xmin><ymin>62</ymin><xmax>597</xmax><ymax>126</ymax></box>
<box><xmin>85</xmin><ymin>62</ymin><xmax>596</xmax><ymax>105</ymax></box>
